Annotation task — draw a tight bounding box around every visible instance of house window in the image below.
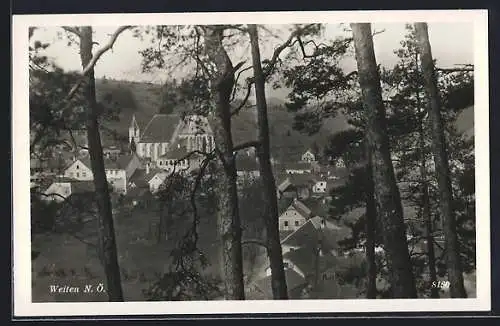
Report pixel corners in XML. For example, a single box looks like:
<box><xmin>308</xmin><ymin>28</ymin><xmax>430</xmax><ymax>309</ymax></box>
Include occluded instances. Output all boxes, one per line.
<box><xmin>295</xmin><ymin>220</ymin><xmax>300</xmax><ymax>226</ymax></box>
<box><xmin>76</xmin><ymin>172</ymin><xmax>80</xmax><ymax>178</ymax></box>
<box><xmin>284</xmin><ymin>221</ymin><xmax>289</xmax><ymax>227</ymax></box>
<box><xmin>82</xmin><ymin>172</ymin><xmax>86</xmax><ymax>177</ymax></box>
<box><xmin>76</xmin><ymin>164</ymin><xmax>79</xmax><ymax>169</ymax></box>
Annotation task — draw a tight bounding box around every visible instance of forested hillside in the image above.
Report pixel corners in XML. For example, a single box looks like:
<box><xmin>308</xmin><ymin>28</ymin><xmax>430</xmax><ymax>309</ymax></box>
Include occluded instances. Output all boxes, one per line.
<box><xmin>95</xmin><ymin>78</ymin><xmax>351</xmax><ymax>162</ymax></box>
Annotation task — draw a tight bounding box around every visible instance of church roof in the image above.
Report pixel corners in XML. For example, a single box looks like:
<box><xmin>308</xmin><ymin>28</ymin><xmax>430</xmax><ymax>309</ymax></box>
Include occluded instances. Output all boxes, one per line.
<box><xmin>104</xmin><ymin>153</ymin><xmax>138</xmax><ymax>170</ymax></box>
<box><xmin>158</xmin><ymin>138</ymin><xmax>190</xmax><ymax>160</ymax></box>
<box><xmin>139</xmin><ymin>114</ymin><xmax>181</xmax><ymax>143</ymax></box>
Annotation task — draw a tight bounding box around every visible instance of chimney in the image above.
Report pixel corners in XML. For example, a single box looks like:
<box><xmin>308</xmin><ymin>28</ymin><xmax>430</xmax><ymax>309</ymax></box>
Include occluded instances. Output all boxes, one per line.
<box><xmin>146</xmin><ymin>162</ymin><xmax>150</xmax><ymax>175</ymax></box>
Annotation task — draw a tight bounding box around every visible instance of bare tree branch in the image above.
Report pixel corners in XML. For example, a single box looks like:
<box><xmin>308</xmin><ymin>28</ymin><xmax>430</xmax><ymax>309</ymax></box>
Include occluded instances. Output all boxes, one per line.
<box><xmin>231</xmin><ymin>65</ymin><xmax>253</xmax><ymax>102</ymax></box>
<box><xmin>66</xmin><ymin>25</ymin><xmax>133</xmax><ymax>100</ymax></box>
<box><xmin>372</xmin><ymin>29</ymin><xmax>386</xmax><ymax>37</ymax></box>
<box><xmin>231</xmin><ymin>82</ymin><xmax>253</xmax><ymax>116</ymax></box>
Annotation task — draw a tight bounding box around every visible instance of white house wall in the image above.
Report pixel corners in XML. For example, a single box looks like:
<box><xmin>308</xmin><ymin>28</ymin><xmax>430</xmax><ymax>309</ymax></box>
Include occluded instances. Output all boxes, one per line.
<box><xmin>63</xmin><ymin>160</ymin><xmax>93</xmax><ymax>181</ymax></box>
<box><xmin>149</xmin><ymin>173</ymin><xmax>168</xmax><ymax>193</ymax></box>
<box><xmin>313</xmin><ymin>181</ymin><xmax>327</xmax><ymax>193</ymax></box>
<box><xmin>279</xmin><ymin>209</ymin><xmax>307</xmax><ymax>231</ymax></box>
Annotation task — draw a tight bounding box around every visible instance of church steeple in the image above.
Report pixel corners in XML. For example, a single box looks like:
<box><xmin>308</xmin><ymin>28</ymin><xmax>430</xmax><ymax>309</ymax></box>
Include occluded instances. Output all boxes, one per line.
<box><xmin>129</xmin><ymin>114</ymin><xmax>140</xmax><ymax>144</ymax></box>
<box><xmin>130</xmin><ymin>137</ymin><xmax>137</xmax><ymax>154</ymax></box>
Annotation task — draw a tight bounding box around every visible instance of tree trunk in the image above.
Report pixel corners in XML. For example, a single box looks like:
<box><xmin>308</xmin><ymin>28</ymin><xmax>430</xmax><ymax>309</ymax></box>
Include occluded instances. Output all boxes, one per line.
<box><xmin>78</xmin><ymin>26</ymin><xmax>124</xmax><ymax>301</ymax></box>
<box><xmin>415</xmin><ymin>58</ymin><xmax>440</xmax><ymax>298</ymax></box>
<box><xmin>203</xmin><ymin>26</ymin><xmax>245</xmax><ymax>300</ymax></box>
<box><xmin>414</xmin><ymin>22</ymin><xmax>467</xmax><ymax>298</ymax></box>
<box><xmin>157</xmin><ymin>204</ymin><xmax>169</xmax><ymax>244</ymax></box>
<box><xmin>248</xmin><ymin>24</ymin><xmax>289</xmax><ymax>299</ymax></box>
<box><xmin>418</xmin><ymin>118</ymin><xmax>439</xmax><ymax>298</ymax></box>
<box><xmin>351</xmin><ymin>23</ymin><xmax>417</xmax><ymax>298</ymax></box>
<box><xmin>365</xmin><ymin>150</ymin><xmax>378</xmax><ymax>299</ymax></box>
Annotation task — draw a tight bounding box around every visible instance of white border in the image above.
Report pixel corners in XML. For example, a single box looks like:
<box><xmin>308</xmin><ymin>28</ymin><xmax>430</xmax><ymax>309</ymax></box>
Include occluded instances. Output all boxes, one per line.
<box><xmin>12</xmin><ymin>10</ymin><xmax>490</xmax><ymax>317</ymax></box>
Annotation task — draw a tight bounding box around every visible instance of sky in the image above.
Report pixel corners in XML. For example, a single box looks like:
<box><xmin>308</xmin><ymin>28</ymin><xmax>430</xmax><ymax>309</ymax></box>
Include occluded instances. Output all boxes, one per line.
<box><xmin>30</xmin><ymin>22</ymin><xmax>474</xmax><ymax>97</ymax></box>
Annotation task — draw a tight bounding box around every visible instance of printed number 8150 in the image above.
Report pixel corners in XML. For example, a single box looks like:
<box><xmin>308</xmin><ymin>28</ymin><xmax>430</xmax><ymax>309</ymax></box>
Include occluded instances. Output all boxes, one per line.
<box><xmin>431</xmin><ymin>281</ymin><xmax>450</xmax><ymax>289</ymax></box>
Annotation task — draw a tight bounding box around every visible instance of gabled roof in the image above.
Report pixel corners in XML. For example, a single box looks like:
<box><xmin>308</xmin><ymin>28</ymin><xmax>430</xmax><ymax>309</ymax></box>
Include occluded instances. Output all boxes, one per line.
<box><xmin>301</xmin><ymin>198</ymin><xmax>330</xmax><ymax>218</ymax></box>
<box><xmin>279</xmin><ymin>230</ymin><xmax>294</xmax><ymax>242</ymax></box>
<box><xmin>128</xmin><ymin>169</ymin><xmax>149</xmax><ymax>188</ymax></box>
<box><xmin>63</xmin><ymin>155</ymin><xmax>92</xmax><ymax>171</ymax></box>
<box><xmin>281</xmin><ymin>216</ymin><xmax>349</xmax><ymax>251</ymax></box>
<box><xmin>282</xmin><ymin>246</ymin><xmax>317</xmax><ymax>277</ymax></box>
<box><xmin>104</xmin><ymin>153</ymin><xmax>138</xmax><ymax>170</ymax></box>
<box><xmin>291</xmin><ymin>199</ymin><xmax>312</xmax><ymax>218</ymax></box>
<box><xmin>277</xmin><ymin>177</ymin><xmax>293</xmax><ymax>193</ymax></box>
<box><xmin>276</xmin><ymin>173</ymin><xmax>317</xmax><ymax>193</ymax></box>
<box><xmin>302</xmin><ymin>148</ymin><xmax>317</xmax><ymax>157</ymax></box>
<box><xmin>139</xmin><ymin>114</ymin><xmax>181</xmax><ymax>143</ymax></box>
<box><xmin>252</xmin><ymin>269</ymin><xmax>307</xmax><ymax>298</ymax></box>
<box><xmin>278</xmin><ymin>198</ymin><xmax>312</xmax><ymax>219</ymax></box>
<box><xmin>145</xmin><ymin>169</ymin><xmax>168</xmax><ymax>183</ymax></box>
<box><xmin>281</xmin><ymin>220</ymin><xmax>319</xmax><ymax>247</ymax></box>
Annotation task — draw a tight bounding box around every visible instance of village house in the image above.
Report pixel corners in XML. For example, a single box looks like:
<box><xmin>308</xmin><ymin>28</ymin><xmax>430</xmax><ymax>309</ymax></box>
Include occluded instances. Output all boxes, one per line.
<box><xmin>62</xmin><ymin>153</ymin><xmax>141</xmax><ymax>195</ymax></box>
<box><xmin>254</xmin><ymin>214</ymin><xmax>350</xmax><ymax>297</ymax></box>
<box><xmin>142</xmin><ymin>164</ymin><xmax>170</xmax><ymax>194</ymax></box>
<box><xmin>278</xmin><ymin>198</ymin><xmax>312</xmax><ymax>232</ymax></box>
<box><xmin>300</xmin><ymin>148</ymin><xmax>317</xmax><ymax>163</ymax></box>
<box><xmin>42</xmin><ymin>177</ymin><xmax>95</xmax><ymax>202</ymax></box>
<box><xmin>103</xmin><ymin>153</ymin><xmax>141</xmax><ymax>195</ymax></box>
<box><xmin>276</xmin><ymin>174</ymin><xmax>317</xmax><ymax>200</ymax></box>
<box><xmin>312</xmin><ymin>179</ymin><xmax>328</xmax><ymax>193</ymax></box>
<box><xmin>63</xmin><ymin>156</ymin><xmax>94</xmax><ymax>181</ymax></box>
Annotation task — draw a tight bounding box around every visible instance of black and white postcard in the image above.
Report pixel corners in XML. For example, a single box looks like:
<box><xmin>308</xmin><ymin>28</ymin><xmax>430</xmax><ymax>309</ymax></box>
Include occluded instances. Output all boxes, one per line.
<box><xmin>12</xmin><ymin>10</ymin><xmax>490</xmax><ymax>317</ymax></box>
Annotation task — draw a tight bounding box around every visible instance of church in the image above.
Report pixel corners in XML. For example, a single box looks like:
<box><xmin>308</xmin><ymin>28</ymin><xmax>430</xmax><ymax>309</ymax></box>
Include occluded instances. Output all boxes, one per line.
<box><xmin>128</xmin><ymin>113</ymin><xmax>216</xmax><ymax>172</ymax></box>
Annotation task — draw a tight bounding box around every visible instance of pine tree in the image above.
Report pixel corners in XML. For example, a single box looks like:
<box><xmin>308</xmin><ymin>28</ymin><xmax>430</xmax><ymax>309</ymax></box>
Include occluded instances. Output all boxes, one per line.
<box><xmin>351</xmin><ymin>23</ymin><xmax>417</xmax><ymax>298</ymax></box>
<box><xmin>414</xmin><ymin>22</ymin><xmax>467</xmax><ymax>298</ymax></box>
<box><xmin>248</xmin><ymin>24</ymin><xmax>288</xmax><ymax>299</ymax></box>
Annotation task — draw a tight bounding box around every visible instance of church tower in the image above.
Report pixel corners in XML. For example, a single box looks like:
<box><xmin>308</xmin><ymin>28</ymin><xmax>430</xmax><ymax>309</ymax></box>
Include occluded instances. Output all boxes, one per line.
<box><xmin>129</xmin><ymin>114</ymin><xmax>140</xmax><ymax>144</ymax></box>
